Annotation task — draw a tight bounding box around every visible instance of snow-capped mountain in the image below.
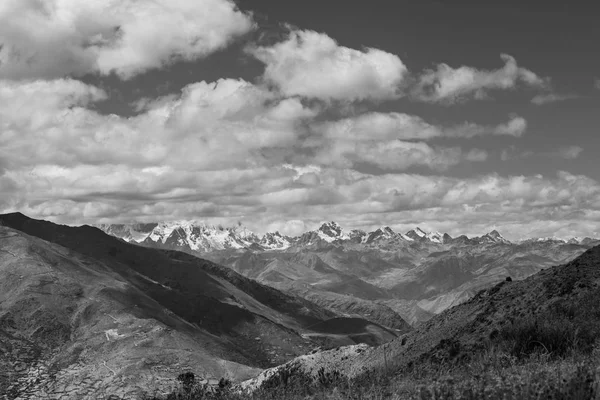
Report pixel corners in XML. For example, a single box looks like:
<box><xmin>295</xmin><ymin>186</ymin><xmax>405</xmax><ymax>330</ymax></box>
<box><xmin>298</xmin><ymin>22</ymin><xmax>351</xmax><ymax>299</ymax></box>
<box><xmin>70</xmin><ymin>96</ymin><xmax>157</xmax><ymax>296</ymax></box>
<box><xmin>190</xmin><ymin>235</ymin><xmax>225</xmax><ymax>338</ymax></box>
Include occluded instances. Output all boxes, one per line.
<box><xmin>365</xmin><ymin>226</ymin><xmax>413</xmax><ymax>244</ymax></box>
<box><xmin>405</xmin><ymin>227</ymin><xmax>427</xmax><ymax>241</ymax></box>
<box><xmin>406</xmin><ymin>227</ymin><xmax>445</xmax><ymax>243</ymax></box>
<box><xmin>316</xmin><ymin>221</ymin><xmax>349</xmax><ymax>242</ymax></box>
<box><xmin>98</xmin><ymin>223</ymin><xmax>157</xmax><ymax>243</ymax></box>
<box><xmin>99</xmin><ymin>220</ymin><xmax>597</xmax><ymax>255</ymax></box>
<box><xmin>425</xmin><ymin>231</ymin><xmax>444</xmax><ymax>244</ymax></box>
<box><xmin>98</xmin><ymin>221</ymin><xmax>261</xmax><ymax>253</ymax></box>
<box><xmin>348</xmin><ymin>229</ymin><xmax>367</xmax><ymax>243</ymax></box>
<box><xmin>476</xmin><ymin>230</ymin><xmax>510</xmax><ymax>244</ymax></box>
<box><xmin>259</xmin><ymin>231</ymin><xmax>292</xmax><ymax>250</ymax></box>
<box><xmin>520</xmin><ymin>236</ymin><xmax>600</xmax><ymax>246</ymax></box>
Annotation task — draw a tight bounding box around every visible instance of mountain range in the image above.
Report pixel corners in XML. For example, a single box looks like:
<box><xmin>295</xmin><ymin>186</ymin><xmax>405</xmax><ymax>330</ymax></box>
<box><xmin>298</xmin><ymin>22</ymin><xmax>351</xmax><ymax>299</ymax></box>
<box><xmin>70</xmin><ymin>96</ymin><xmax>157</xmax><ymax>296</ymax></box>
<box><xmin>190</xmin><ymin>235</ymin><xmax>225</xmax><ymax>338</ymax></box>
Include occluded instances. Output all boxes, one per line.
<box><xmin>99</xmin><ymin>220</ymin><xmax>599</xmax><ymax>326</ymax></box>
<box><xmin>98</xmin><ymin>221</ymin><xmax>543</xmax><ymax>252</ymax></box>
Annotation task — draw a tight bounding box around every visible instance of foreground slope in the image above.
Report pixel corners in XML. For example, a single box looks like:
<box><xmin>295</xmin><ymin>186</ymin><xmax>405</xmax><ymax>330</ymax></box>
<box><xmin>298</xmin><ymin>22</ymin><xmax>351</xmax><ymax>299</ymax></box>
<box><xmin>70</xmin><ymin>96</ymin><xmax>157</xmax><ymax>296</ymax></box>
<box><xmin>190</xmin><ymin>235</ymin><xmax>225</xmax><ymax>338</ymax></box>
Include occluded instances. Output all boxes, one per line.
<box><xmin>0</xmin><ymin>225</ymin><xmax>262</xmax><ymax>399</ymax></box>
<box><xmin>243</xmin><ymin>244</ymin><xmax>600</xmax><ymax>388</ymax></box>
<box><xmin>0</xmin><ymin>213</ymin><xmax>403</xmax><ymax>399</ymax></box>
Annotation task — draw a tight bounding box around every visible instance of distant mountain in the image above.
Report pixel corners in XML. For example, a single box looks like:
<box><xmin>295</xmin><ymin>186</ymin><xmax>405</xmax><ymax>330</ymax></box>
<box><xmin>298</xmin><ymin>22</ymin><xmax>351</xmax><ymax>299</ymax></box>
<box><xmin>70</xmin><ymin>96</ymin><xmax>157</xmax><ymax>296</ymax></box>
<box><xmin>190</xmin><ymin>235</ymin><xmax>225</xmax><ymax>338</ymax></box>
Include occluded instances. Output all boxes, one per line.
<box><xmin>259</xmin><ymin>231</ymin><xmax>292</xmax><ymax>250</ymax></box>
<box><xmin>406</xmin><ymin>227</ymin><xmax>444</xmax><ymax>243</ymax></box>
<box><xmin>98</xmin><ymin>222</ymin><xmax>157</xmax><ymax>242</ymax></box>
<box><xmin>97</xmin><ymin>220</ymin><xmax>600</xmax><ymax>327</ymax></box>
<box><xmin>366</xmin><ymin>226</ymin><xmax>413</xmax><ymax>244</ymax></box>
<box><xmin>316</xmin><ymin>221</ymin><xmax>349</xmax><ymax>242</ymax></box>
<box><xmin>98</xmin><ymin>220</ymin><xmax>599</xmax><ymax>252</ymax></box>
<box><xmin>138</xmin><ymin>221</ymin><xmax>262</xmax><ymax>253</ymax></box>
<box><xmin>98</xmin><ymin>220</ymin><xmax>513</xmax><ymax>251</ymax></box>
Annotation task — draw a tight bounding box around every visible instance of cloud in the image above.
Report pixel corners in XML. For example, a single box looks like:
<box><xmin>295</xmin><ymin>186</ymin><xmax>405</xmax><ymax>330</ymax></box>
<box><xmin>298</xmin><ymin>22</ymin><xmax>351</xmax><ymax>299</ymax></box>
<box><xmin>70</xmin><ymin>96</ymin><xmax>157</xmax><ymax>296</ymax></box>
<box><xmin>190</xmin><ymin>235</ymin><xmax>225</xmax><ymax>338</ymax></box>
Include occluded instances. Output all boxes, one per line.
<box><xmin>318</xmin><ymin>113</ymin><xmax>526</xmax><ymax>141</ymax></box>
<box><xmin>0</xmin><ymin>77</ymin><xmax>321</xmax><ymax>171</ymax></box>
<box><xmin>557</xmin><ymin>145</ymin><xmax>584</xmax><ymax>160</ymax></box>
<box><xmin>307</xmin><ymin>112</ymin><xmax>517</xmax><ymax>172</ymax></box>
<box><xmin>500</xmin><ymin>145</ymin><xmax>583</xmax><ymax>161</ymax></box>
<box><xmin>413</xmin><ymin>54</ymin><xmax>549</xmax><ymax>104</ymax></box>
<box><xmin>312</xmin><ymin>140</ymin><xmax>486</xmax><ymax>172</ymax></box>
<box><xmin>266</xmin><ymin>220</ymin><xmax>306</xmax><ymax>237</ymax></box>
<box><xmin>248</xmin><ymin>29</ymin><xmax>407</xmax><ymax>101</ymax></box>
<box><xmin>0</xmin><ymin>72</ymin><xmax>596</xmax><ymax>240</ymax></box>
<box><xmin>0</xmin><ymin>0</ymin><xmax>254</xmax><ymax>80</ymax></box>
<box><xmin>531</xmin><ymin>93</ymin><xmax>579</xmax><ymax>105</ymax></box>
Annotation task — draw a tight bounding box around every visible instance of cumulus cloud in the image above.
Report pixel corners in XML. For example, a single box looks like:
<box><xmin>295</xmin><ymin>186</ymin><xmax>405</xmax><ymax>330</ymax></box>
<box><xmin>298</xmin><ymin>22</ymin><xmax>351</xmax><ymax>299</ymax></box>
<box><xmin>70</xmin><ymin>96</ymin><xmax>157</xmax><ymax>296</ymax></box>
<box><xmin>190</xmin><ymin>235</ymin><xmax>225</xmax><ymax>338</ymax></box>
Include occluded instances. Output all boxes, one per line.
<box><xmin>413</xmin><ymin>54</ymin><xmax>549</xmax><ymax>104</ymax></box>
<box><xmin>248</xmin><ymin>29</ymin><xmax>407</xmax><ymax>101</ymax></box>
<box><xmin>1</xmin><ymin>74</ymin><xmax>541</xmax><ymax>232</ymax></box>
<box><xmin>0</xmin><ymin>0</ymin><xmax>254</xmax><ymax>80</ymax></box>
<box><xmin>2</xmin><ymin>81</ymin><xmax>599</xmax><ymax>240</ymax></box>
<box><xmin>318</xmin><ymin>113</ymin><xmax>526</xmax><ymax>141</ymax></box>
<box><xmin>0</xmin><ymin>77</ymin><xmax>320</xmax><ymax>172</ymax></box>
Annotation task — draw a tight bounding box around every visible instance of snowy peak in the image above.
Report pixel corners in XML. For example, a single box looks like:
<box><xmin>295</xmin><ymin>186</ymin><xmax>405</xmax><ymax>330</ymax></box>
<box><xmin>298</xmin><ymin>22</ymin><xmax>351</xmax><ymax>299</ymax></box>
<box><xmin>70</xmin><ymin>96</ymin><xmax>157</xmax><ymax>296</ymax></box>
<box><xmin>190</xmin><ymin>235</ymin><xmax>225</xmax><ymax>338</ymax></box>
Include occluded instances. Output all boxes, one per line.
<box><xmin>260</xmin><ymin>231</ymin><xmax>292</xmax><ymax>250</ymax></box>
<box><xmin>366</xmin><ymin>226</ymin><xmax>402</xmax><ymax>243</ymax></box>
<box><xmin>405</xmin><ymin>227</ymin><xmax>445</xmax><ymax>243</ymax></box>
<box><xmin>521</xmin><ymin>236</ymin><xmax>599</xmax><ymax>246</ymax></box>
<box><xmin>406</xmin><ymin>227</ymin><xmax>427</xmax><ymax>240</ymax></box>
<box><xmin>487</xmin><ymin>230</ymin><xmax>509</xmax><ymax>243</ymax></box>
<box><xmin>477</xmin><ymin>230</ymin><xmax>511</xmax><ymax>244</ymax></box>
<box><xmin>425</xmin><ymin>231</ymin><xmax>444</xmax><ymax>244</ymax></box>
<box><xmin>366</xmin><ymin>227</ymin><xmax>392</xmax><ymax>244</ymax></box>
<box><xmin>147</xmin><ymin>221</ymin><xmax>180</xmax><ymax>244</ymax></box>
<box><xmin>98</xmin><ymin>221</ymin><xmax>262</xmax><ymax>252</ymax></box>
<box><xmin>348</xmin><ymin>229</ymin><xmax>367</xmax><ymax>243</ymax></box>
<box><xmin>145</xmin><ymin>221</ymin><xmax>255</xmax><ymax>252</ymax></box>
<box><xmin>98</xmin><ymin>223</ymin><xmax>157</xmax><ymax>243</ymax></box>
<box><xmin>316</xmin><ymin>221</ymin><xmax>349</xmax><ymax>242</ymax></box>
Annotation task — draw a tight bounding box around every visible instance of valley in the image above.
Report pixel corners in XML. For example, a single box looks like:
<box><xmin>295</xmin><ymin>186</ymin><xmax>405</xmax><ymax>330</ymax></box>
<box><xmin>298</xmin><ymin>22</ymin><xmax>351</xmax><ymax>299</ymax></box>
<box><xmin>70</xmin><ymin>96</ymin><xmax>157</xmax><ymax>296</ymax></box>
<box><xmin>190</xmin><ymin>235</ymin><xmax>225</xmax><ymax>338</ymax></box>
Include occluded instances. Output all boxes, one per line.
<box><xmin>100</xmin><ymin>220</ymin><xmax>598</xmax><ymax>326</ymax></box>
<box><xmin>0</xmin><ymin>213</ymin><xmax>405</xmax><ymax>399</ymax></box>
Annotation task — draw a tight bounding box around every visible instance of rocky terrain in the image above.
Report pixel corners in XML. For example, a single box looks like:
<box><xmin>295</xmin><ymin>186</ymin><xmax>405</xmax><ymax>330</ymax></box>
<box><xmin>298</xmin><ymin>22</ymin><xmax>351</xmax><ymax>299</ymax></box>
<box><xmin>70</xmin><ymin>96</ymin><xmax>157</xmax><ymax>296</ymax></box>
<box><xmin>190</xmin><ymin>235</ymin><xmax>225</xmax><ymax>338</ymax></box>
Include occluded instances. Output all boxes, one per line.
<box><xmin>0</xmin><ymin>213</ymin><xmax>404</xmax><ymax>399</ymax></box>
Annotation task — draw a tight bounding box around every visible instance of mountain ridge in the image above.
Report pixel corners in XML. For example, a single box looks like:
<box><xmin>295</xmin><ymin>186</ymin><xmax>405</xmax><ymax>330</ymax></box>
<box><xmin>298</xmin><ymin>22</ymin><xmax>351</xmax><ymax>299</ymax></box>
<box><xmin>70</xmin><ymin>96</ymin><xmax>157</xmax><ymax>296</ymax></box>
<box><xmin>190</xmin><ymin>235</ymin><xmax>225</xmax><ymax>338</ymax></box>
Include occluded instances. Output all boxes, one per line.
<box><xmin>97</xmin><ymin>219</ymin><xmax>598</xmax><ymax>253</ymax></box>
<box><xmin>96</xmin><ymin>217</ymin><xmax>599</xmax><ymax>326</ymax></box>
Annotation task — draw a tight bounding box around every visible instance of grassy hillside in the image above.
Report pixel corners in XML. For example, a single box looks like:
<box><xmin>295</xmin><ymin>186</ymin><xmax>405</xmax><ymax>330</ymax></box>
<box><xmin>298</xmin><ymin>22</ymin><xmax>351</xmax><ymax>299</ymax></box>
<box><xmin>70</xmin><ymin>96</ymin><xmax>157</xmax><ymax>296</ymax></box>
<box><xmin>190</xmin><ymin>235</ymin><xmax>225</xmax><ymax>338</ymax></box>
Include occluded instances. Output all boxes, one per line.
<box><xmin>149</xmin><ymin>245</ymin><xmax>600</xmax><ymax>399</ymax></box>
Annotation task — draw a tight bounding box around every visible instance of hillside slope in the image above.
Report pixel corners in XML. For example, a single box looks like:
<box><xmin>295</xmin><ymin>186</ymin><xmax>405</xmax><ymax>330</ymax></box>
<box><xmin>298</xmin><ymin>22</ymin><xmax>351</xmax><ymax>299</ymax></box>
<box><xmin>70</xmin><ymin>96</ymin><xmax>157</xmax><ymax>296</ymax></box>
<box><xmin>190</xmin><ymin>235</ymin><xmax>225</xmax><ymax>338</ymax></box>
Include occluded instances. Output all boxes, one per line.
<box><xmin>243</xmin><ymin>244</ymin><xmax>600</xmax><ymax>388</ymax></box>
<box><xmin>0</xmin><ymin>225</ymin><xmax>263</xmax><ymax>399</ymax></box>
<box><xmin>0</xmin><ymin>213</ymin><xmax>405</xmax><ymax>399</ymax></box>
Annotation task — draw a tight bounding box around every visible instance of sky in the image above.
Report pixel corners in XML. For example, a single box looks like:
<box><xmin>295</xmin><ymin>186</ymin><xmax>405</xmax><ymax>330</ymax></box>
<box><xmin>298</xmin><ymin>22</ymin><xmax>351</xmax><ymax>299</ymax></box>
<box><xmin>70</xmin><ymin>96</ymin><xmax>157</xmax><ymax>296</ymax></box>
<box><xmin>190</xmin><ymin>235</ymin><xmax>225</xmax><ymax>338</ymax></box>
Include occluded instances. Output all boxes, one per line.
<box><xmin>0</xmin><ymin>0</ymin><xmax>599</xmax><ymax>240</ymax></box>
